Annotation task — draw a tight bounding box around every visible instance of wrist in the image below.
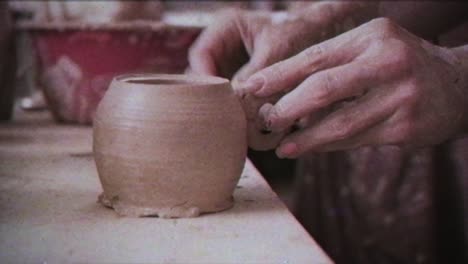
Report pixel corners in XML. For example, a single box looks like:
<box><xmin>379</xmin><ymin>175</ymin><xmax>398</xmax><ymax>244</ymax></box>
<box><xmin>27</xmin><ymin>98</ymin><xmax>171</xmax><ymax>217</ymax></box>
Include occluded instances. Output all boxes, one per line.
<box><xmin>289</xmin><ymin>1</ymin><xmax>379</xmax><ymax>35</ymax></box>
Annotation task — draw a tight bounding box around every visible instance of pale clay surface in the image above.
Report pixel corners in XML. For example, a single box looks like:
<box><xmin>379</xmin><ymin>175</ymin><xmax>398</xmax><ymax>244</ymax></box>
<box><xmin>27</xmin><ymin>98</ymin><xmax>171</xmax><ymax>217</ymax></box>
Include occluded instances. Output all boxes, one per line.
<box><xmin>0</xmin><ymin>109</ymin><xmax>332</xmax><ymax>263</ymax></box>
<box><xmin>93</xmin><ymin>74</ymin><xmax>247</xmax><ymax>218</ymax></box>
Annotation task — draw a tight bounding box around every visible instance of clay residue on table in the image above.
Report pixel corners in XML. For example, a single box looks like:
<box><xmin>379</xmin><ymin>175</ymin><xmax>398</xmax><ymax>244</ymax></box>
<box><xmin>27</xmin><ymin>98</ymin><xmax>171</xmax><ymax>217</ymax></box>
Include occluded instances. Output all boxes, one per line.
<box><xmin>98</xmin><ymin>193</ymin><xmax>236</xmax><ymax>219</ymax></box>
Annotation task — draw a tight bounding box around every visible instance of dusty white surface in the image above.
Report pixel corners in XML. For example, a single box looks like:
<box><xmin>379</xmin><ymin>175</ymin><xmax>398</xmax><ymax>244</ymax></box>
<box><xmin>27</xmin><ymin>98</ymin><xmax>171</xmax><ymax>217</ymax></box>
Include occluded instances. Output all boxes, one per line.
<box><xmin>0</xmin><ymin>110</ymin><xmax>332</xmax><ymax>264</ymax></box>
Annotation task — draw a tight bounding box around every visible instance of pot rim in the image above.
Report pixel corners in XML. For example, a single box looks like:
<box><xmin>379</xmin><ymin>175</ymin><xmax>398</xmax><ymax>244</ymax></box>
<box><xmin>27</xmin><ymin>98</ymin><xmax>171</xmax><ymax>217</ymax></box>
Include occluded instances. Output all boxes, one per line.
<box><xmin>114</xmin><ymin>73</ymin><xmax>230</xmax><ymax>88</ymax></box>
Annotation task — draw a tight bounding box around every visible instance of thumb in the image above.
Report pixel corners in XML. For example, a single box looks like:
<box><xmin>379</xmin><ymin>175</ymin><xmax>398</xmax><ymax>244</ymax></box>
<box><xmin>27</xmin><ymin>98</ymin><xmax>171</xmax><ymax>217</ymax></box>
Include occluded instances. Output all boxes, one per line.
<box><xmin>232</xmin><ymin>59</ymin><xmax>263</xmax><ymax>83</ymax></box>
<box><xmin>233</xmin><ymin>28</ymin><xmax>299</xmax><ymax>84</ymax></box>
<box><xmin>232</xmin><ymin>41</ymin><xmax>277</xmax><ymax>84</ymax></box>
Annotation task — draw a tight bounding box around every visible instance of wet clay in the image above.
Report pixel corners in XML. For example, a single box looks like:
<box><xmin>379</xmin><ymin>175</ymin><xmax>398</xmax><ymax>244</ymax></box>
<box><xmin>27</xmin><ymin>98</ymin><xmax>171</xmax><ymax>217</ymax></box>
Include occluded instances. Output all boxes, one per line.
<box><xmin>233</xmin><ymin>79</ymin><xmax>288</xmax><ymax>151</ymax></box>
<box><xmin>93</xmin><ymin>74</ymin><xmax>247</xmax><ymax>218</ymax></box>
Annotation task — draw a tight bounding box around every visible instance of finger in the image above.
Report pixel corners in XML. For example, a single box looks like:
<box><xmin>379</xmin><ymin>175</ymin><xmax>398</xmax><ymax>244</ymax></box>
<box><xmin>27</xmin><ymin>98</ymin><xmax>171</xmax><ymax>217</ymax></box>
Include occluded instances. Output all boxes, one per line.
<box><xmin>232</xmin><ymin>58</ymin><xmax>265</xmax><ymax>83</ymax></box>
<box><xmin>234</xmin><ymin>12</ymin><xmax>326</xmax><ymax>83</ymax></box>
<box><xmin>188</xmin><ymin>9</ymin><xmax>246</xmax><ymax>77</ymax></box>
<box><xmin>233</xmin><ymin>51</ymin><xmax>280</xmax><ymax>83</ymax></box>
<box><xmin>232</xmin><ymin>45</ymin><xmax>291</xmax><ymax>91</ymax></box>
<box><xmin>275</xmin><ymin>89</ymin><xmax>397</xmax><ymax>158</ymax></box>
<box><xmin>305</xmin><ymin>118</ymin><xmax>388</xmax><ymax>152</ymax></box>
<box><xmin>265</xmin><ymin>61</ymin><xmax>379</xmax><ymax>132</ymax></box>
<box><xmin>239</xmin><ymin>93</ymin><xmax>286</xmax><ymax>151</ymax></box>
<box><xmin>238</xmin><ymin>24</ymin><xmax>369</xmax><ymax>96</ymax></box>
<box><xmin>302</xmin><ymin>109</ymin><xmax>419</xmax><ymax>152</ymax></box>
<box><xmin>188</xmin><ymin>47</ymin><xmax>217</xmax><ymax>76</ymax></box>
<box><xmin>233</xmin><ymin>30</ymin><xmax>301</xmax><ymax>83</ymax></box>
<box><xmin>258</xmin><ymin>102</ymin><xmax>274</xmax><ymax>132</ymax></box>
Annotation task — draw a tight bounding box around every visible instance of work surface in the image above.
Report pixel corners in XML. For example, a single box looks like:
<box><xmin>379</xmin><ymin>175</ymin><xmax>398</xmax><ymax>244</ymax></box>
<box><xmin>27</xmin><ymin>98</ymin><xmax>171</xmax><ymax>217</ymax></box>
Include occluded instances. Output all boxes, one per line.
<box><xmin>0</xmin><ymin>110</ymin><xmax>331</xmax><ymax>263</ymax></box>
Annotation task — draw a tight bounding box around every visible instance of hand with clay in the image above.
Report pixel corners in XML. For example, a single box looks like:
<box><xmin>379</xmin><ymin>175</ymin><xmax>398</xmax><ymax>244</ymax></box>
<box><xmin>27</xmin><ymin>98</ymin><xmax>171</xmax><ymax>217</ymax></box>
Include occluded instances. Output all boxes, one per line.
<box><xmin>239</xmin><ymin>18</ymin><xmax>468</xmax><ymax>158</ymax></box>
<box><xmin>189</xmin><ymin>2</ymin><xmax>378</xmax><ymax>150</ymax></box>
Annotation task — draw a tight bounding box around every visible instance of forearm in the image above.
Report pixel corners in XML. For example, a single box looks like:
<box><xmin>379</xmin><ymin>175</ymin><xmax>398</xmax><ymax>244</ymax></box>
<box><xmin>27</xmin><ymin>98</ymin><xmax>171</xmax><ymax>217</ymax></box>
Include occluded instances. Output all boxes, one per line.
<box><xmin>290</xmin><ymin>1</ymin><xmax>378</xmax><ymax>24</ymax></box>
<box><xmin>289</xmin><ymin>1</ymin><xmax>468</xmax><ymax>41</ymax></box>
<box><xmin>285</xmin><ymin>1</ymin><xmax>379</xmax><ymax>39</ymax></box>
<box><xmin>379</xmin><ymin>1</ymin><xmax>468</xmax><ymax>41</ymax></box>
<box><xmin>452</xmin><ymin>45</ymin><xmax>468</xmax><ymax>134</ymax></box>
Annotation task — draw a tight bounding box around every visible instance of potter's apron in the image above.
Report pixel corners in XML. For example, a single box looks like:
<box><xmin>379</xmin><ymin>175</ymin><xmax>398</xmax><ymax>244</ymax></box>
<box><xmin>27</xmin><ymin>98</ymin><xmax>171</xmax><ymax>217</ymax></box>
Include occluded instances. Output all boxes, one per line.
<box><xmin>292</xmin><ymin>21</ymin><xmax>468</xmax><ymax>264</ymax></box>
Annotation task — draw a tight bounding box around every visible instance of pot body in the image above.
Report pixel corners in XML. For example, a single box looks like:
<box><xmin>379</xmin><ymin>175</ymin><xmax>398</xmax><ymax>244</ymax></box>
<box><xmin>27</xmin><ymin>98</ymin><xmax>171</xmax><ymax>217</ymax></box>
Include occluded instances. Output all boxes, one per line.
<box><xmin>93</xmin><ymin>74</ymin><xmax>247</xmax><ymax>218</ymax></box>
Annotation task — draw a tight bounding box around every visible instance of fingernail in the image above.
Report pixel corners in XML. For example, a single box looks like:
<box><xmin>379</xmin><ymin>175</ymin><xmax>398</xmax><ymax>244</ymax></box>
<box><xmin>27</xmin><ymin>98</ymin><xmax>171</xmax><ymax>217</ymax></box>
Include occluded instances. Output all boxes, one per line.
<box><xmin>265</xmin><ymin>107</ymin><xmax>282</xmax><ymax>132</ymax></box>
<box><xmin>260</xmin><ymin>119</ymin><xmax>272</xmax><ymax>134</ymax></box>
<box><xmin>260</xmin><ymin>128</ymin><xmax>272</xmax><ymax>135</ymax></box>
<box><xmin>258</xmin><ymin>103</ymin><xmax>274</xmax><ymax>131</ymax></box>
<box><xmin>276</xmin><ymin>142</ymin><xmax>298</xmax><ymax>159</ymax></box>
<box><xmin>241</xmin><ymin>76</ymin><xmax>264</xmax><ymax>94</ymax></box>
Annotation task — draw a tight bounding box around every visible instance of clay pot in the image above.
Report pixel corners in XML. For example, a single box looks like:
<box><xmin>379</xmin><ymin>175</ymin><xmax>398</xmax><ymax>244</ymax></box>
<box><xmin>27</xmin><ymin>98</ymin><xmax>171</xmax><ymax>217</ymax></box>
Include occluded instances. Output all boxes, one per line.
<box><xmin>93</xmin><ymin>74</ymin><xmax>247</xmax><ymax>218</ymax></box>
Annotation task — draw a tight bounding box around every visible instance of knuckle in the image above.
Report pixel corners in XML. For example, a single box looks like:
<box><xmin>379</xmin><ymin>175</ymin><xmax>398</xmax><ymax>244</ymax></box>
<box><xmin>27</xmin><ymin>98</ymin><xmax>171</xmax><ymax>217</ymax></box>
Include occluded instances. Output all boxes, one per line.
<box><xmin>262</xmin><ymin>64</ymin><xmax>285</xmax><ymax>85</ymax></box>
<box><xmin>375</xmin><ymin>40</ymin><xmax>414</xmax><ymax>78</ymax></box>
<box><xmin>330</xmin><ymin>116</ymin><xmax>353</xmax><ymax>140</ymax></box>
<box><xmin>371</xmin><ymin>17</ymin><xmax>398</xmax><ymax>35</ymax></box>
<box><xmin>390</xmin><ymin>40</ymin><xmax>414</xmax><ymax>69</ymax></box>
<box><xmin>302</xmin><ymin>44</ymin><xmax>326</xmax><ymax>69</ymax></box>
<box><xmin>303</xmin><ymin>44</ymin><xmax>325</xmax><ymax>58</ymax></box>
<box><xmin>310</xmin><ymin>72</ymin><xmax>335</xmax><ymax>106</ymax></box>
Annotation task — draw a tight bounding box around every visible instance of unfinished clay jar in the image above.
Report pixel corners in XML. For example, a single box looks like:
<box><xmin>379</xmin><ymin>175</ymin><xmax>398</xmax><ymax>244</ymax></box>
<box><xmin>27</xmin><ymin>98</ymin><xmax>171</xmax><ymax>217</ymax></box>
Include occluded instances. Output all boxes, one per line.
<box><xmin>93</xmin><ymin>74</ymin><xmax>247</xmax><ymax>218</ymax></box>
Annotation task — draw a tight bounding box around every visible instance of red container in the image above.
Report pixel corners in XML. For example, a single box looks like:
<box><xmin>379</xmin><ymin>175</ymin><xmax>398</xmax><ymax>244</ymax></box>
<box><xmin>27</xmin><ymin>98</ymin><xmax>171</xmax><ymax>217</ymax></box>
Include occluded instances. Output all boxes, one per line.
<box><xmin>18</xmin><ymin>22</ymin><xmax>202</xmax><ymax>124</ymax></box>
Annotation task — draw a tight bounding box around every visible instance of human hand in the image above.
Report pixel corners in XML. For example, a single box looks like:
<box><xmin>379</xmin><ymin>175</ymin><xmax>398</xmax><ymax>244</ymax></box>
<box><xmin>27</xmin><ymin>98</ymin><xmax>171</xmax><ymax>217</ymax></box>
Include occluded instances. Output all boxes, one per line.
<box><xmin>189</xmin><ymin>3</ymin><xmax>378</xmax><ymax>150</ymax></box>
<box><xmin>189</xmin><ymin>2</ymin><xmax>378</xmax><ymax>80</ymax></box>
<box><xmin>240</xmin><ymin>18</ymin><xmax>468</xmax><ymax>158</ymax></box>
<box><xmin>189</xmin><ymin>9</ymin><xmax>329</xmax><ymax>80</ymax></box>
<box><xmin>189</xmin><ymin>8</ymin><xmax>334</xmax><ymax>150</ymax></box>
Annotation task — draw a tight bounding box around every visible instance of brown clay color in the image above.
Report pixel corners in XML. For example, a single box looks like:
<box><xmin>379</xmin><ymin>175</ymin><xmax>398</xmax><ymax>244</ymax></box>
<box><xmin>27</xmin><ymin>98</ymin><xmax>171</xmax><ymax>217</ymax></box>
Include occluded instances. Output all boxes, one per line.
<box><xmin>93</xmin><ymin>74</ymin><xmax>247</xmax><ymax>218</ymax></box>
<box><xmin>232</xmin><ymin>78</ymin><xmax>288</xmax><ymax>151</ymax></box>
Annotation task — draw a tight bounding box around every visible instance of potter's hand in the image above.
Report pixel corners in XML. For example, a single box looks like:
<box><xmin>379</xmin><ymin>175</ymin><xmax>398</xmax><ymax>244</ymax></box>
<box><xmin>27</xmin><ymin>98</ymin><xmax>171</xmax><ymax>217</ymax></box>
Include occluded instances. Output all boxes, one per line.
<box><xmin>189</xmin><ymin>4</ymin><xmax>379</xmax><ymax>151</ymax></box>
<box><xmin>241</xmin><ymin>18</ymin><xmax>468</xmax><ymax>158</ymax></box>
<box><xmin>189</xmin><ymin>1</ymin><xmax>379</xmax><ymax>81</ymax></box>
<box><xmin>189</xmin><ymin>7</ymin><xmax>357</xmax><ymax>150</ymax></box>
<box><xmin>189</xmin><ymin>9</ymin><xmax>329</xmax><ymax>81</ymax></box>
